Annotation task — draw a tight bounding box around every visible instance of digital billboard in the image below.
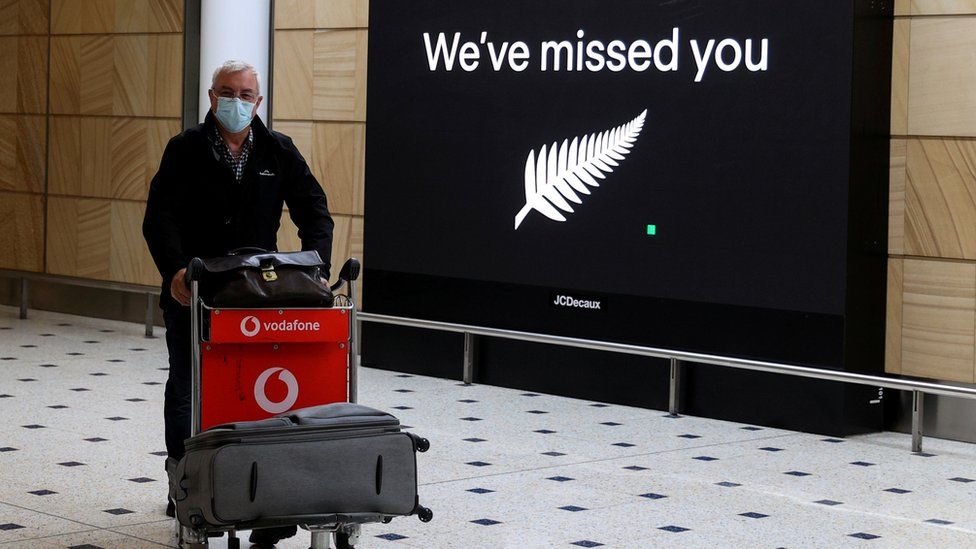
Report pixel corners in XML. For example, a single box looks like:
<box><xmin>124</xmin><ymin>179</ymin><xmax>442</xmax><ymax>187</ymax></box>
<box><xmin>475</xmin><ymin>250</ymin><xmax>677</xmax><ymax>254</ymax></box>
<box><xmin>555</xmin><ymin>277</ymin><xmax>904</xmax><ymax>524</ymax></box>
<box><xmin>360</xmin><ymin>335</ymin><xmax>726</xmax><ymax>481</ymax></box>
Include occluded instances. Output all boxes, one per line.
<box><xmin>364</xmin><ymin>0</ymin><xmax>890</xmax><ymax>371</ymax></box>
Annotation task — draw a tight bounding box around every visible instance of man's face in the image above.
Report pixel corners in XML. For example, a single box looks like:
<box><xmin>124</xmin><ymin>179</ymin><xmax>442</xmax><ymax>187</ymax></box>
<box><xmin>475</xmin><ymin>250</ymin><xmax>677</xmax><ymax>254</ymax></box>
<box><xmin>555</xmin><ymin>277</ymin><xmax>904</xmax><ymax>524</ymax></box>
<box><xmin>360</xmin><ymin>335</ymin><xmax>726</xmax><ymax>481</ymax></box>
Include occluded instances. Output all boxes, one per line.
<box><xmin>209</xmin><ymin>70</ymin><xmax>263</xmax><ymax>120</ymax></box>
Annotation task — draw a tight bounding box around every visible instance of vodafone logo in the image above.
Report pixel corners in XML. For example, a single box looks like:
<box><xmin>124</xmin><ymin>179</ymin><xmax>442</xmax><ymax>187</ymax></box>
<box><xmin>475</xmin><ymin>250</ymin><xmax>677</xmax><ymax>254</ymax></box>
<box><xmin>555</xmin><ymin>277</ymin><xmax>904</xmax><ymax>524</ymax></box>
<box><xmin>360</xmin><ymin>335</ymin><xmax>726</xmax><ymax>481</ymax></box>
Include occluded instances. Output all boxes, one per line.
<box><xmin>238</xmin><ymin>315</ymin><xmax>320</xmax><ymax>338</ymax></box>
<box><xmin>240</xmin><ymin>316</ymin><xmax>261</xmax><ymax>337</ymax></box>
<box><xmin>254</xmin><ymin>367</ymin><xmax>299</xmax><ymax>414</ymax></box>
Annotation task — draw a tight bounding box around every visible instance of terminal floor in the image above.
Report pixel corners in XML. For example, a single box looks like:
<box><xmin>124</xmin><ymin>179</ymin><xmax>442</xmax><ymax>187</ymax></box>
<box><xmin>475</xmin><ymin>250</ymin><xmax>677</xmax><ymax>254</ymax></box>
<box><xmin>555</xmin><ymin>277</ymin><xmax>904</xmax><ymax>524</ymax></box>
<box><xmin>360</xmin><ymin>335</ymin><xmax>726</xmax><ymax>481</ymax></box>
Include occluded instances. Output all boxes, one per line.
<box><xmin>1</xmin><ymin>305</ymin><xmax>976</xmax><ymax>548</ymax></box>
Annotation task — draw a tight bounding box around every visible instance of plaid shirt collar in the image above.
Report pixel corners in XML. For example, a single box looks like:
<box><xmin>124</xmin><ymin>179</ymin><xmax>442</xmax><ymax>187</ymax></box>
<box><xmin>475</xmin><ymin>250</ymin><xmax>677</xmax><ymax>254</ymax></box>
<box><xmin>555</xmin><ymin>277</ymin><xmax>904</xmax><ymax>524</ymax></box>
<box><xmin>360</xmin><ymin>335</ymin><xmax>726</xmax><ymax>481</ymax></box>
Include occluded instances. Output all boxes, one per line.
<box><xmin>212</xmin><ymin>125</ymin><xmax>254</xmax><ymax>183</ymax></box>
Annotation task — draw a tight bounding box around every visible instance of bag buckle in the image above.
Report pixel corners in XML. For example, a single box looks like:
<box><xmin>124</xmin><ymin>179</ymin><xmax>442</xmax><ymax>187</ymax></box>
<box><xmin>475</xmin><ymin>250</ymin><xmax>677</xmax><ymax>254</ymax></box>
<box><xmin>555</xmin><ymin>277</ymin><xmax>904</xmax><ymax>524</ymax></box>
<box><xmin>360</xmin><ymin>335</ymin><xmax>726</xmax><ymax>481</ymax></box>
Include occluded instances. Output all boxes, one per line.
<box><xmin>261</xmin><ymin>264</ymin><xmax>278</xmax><ymax>282</ymax></box>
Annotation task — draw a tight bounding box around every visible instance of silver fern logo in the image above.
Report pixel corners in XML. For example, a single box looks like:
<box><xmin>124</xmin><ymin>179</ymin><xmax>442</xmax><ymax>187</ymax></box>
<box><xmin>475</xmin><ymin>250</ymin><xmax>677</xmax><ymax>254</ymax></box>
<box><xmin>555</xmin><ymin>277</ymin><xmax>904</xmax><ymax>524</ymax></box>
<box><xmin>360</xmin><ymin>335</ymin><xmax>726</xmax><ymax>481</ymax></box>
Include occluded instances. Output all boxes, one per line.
<box><xmin>514</xmin><ymin>109</ymin><xmax>647</xmax><ymax>230</ymax></box>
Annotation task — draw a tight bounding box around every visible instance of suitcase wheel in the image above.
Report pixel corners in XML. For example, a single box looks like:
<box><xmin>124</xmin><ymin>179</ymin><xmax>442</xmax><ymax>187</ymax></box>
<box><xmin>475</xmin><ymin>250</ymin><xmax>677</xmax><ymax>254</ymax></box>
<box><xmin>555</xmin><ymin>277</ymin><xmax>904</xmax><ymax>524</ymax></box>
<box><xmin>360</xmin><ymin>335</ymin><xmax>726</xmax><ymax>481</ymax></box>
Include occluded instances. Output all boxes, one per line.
<box><xmin>407</xmin><ymin>433</ymin><xmax>430</xmax><ymax>453</ymax></box>
<box><xmin>417</xmin><ymin>506</ymin><xmax>434</xmax><ymax>523</ymax></box>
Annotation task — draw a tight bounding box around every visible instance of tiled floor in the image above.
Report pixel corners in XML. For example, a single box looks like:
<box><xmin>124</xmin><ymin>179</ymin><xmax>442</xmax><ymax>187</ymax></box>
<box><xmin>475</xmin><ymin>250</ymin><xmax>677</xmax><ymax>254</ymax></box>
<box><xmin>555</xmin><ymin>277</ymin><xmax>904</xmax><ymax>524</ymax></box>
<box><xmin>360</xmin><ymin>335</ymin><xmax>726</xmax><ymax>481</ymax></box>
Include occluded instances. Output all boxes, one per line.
<box><xmin>1</xmin><ymin>305</ymin><xmax>976</xmax><ymax>548</ymax></box>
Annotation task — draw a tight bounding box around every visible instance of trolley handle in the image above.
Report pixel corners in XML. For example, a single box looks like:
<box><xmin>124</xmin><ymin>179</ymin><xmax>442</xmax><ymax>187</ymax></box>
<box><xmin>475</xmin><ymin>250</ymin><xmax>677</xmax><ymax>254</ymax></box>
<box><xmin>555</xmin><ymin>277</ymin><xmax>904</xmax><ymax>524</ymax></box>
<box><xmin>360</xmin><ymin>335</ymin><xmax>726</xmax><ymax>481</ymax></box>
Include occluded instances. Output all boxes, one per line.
<box><xmin>329</xmin><ymin>258</ymin><xmax>361</xmax><ymax>293</ymax></box>
<box><xmin>184</xmin><ymin>257</ymin><xmax>205</xmax><ymax>286</ymax></box>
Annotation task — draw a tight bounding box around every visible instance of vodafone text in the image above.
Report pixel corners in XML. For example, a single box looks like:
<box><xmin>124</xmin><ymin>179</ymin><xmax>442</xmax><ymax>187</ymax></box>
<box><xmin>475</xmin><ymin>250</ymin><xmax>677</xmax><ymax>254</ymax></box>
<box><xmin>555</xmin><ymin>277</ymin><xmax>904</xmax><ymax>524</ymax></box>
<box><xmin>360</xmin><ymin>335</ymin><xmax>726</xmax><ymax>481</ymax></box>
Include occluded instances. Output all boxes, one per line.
<box><xmin>263</xmin><ymin>319</ymin><xmax>321</xmax><ymax>332</ymax></box>
<box><xmin>240</xmin><ymin>315</ymin><xmax>320</xmax><ymax>337</ymax></box>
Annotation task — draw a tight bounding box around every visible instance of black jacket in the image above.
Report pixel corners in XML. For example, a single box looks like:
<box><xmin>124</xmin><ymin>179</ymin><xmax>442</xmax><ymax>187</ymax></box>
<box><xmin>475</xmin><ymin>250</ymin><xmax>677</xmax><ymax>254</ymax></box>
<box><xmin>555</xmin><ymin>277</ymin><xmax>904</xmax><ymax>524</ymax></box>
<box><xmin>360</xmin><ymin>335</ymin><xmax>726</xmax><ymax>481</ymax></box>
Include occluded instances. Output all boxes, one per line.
<box><xmin>143</xmin><ymin>112</ymin><xmax>334</xmax><ymax>309</ymax></box>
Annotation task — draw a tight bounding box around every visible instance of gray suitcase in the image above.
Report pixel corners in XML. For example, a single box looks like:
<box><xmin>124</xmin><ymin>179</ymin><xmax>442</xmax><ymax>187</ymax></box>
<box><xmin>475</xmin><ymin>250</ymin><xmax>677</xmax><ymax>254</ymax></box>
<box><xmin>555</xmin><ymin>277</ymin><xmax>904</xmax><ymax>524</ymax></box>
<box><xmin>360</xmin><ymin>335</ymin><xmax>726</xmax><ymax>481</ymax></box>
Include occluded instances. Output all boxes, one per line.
<box><xmin>170</xmin><ymin>403</ymin><xmax>431</xmax><ymax>539</ymax></box>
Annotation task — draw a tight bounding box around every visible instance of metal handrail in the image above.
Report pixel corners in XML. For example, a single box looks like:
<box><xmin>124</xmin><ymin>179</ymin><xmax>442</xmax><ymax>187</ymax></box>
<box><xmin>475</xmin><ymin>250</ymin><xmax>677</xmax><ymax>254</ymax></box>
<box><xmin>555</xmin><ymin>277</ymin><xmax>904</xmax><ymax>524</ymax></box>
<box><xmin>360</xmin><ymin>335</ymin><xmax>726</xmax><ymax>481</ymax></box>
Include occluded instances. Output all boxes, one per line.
<box><xmin>3</xmin><ymin>262</ymin><xmax>967</xmax><ymax>453</ymax></box>
<box><xmin>0</xmin><ymin>268</ymin><xmax>161</xmax><ymax>337</ymax></box>
<box><xmin>357</xmin><ymin>311</ymin><xmax>976</xmax><ymax>452</ymax></box>
<box><xmin>358</xmin><ymin>312</ymin><xmax>976</xmax><ymax>399</ymax></box>
<box><xmin>0</xmin><ymin>269</ymin><xmax>160</xmax><ymax>295</ymax></box>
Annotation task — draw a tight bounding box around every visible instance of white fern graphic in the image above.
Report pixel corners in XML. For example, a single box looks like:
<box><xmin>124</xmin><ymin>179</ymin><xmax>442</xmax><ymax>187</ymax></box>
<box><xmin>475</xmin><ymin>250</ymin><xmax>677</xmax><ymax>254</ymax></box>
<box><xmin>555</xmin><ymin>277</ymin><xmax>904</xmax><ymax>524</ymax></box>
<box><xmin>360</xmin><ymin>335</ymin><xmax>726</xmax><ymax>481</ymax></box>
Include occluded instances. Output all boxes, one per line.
<box><xmin>514</xmin><ymin>109</ymin><xmax>647</xmax><ymax>230</ymax></box>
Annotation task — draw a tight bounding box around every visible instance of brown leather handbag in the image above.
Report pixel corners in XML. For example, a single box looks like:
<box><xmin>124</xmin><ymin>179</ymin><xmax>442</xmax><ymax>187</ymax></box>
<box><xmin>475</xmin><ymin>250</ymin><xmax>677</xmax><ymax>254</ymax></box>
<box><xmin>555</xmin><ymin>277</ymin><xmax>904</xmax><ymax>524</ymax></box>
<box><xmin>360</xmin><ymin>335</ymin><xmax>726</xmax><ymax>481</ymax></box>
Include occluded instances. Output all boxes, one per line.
<box><xmin>186</xmin><ymin>248</ymin><xmax>333</xmax><ymax>308</ymax></box>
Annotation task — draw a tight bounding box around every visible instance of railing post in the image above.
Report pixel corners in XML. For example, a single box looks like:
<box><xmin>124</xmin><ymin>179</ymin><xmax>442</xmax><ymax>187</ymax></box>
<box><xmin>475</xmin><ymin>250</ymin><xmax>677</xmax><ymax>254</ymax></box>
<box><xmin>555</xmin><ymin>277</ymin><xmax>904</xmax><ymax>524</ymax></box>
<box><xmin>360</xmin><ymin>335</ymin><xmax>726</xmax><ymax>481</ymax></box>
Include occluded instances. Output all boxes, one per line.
<box><xmin>912</xmin><ymin>390</ymin><xmax>924</xmax><ymax>453</ymax></box>
<box><xmin>19</xmin><ymin>278</ymin><xmax>28</xmax><ymax>319</ymax></box>
<box><xmin>462</xmin><ymin>332</ymin><xmax>477</xmax><ymax>385</ymax></box>
<box><xmin>668</xmin><ymin>357</ymin><xmax>681</xmax><ymax>416</ymax></box>
<box><xmin>144</xmin><ymin>293</ymin><xmax>155</xmax><ymax>338</ymax></box>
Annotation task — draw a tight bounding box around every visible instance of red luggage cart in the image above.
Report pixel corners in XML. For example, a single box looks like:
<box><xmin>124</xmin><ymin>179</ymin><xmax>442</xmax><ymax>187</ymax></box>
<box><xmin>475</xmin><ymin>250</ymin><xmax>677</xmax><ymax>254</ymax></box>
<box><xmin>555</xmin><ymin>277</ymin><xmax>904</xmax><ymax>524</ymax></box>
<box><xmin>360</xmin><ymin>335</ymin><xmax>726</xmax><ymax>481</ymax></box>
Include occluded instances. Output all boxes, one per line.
<box><xmin>178</xmin><ymin>257</ymin><xmax>363</xmax><ymax>549</ymax></box>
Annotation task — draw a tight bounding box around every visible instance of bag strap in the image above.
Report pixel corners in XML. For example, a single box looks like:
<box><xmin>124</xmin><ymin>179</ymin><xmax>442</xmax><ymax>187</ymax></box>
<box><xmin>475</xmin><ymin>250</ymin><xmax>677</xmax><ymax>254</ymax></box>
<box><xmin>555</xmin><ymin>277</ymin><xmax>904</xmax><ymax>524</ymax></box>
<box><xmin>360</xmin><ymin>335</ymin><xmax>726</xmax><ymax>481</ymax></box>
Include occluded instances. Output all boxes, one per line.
<box><xmin>228</xmin><ymin>247</ymin><xmax>269</xmax><ymax>256</ymax></box>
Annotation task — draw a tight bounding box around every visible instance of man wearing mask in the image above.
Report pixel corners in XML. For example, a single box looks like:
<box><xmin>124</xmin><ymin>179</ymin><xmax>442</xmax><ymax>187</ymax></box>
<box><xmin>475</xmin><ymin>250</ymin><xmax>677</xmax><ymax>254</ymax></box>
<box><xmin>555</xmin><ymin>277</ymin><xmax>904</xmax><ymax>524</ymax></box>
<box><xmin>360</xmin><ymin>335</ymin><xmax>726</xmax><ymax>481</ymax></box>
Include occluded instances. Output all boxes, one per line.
<box><xmin>143</xmin><ymin>60</ymin><xmax>334</xmax><ymax>546</ymax></box>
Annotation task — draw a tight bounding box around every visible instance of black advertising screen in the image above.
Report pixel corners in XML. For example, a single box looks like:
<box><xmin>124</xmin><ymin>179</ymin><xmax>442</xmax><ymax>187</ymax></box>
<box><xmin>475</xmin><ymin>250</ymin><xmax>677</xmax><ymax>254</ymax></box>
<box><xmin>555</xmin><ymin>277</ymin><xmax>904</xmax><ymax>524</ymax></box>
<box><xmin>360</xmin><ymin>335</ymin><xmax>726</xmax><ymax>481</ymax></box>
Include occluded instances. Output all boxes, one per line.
<box><xmin>365</xmin><ymin>0</ymin><xmax>889</xmax><ymax>368</ymax></box>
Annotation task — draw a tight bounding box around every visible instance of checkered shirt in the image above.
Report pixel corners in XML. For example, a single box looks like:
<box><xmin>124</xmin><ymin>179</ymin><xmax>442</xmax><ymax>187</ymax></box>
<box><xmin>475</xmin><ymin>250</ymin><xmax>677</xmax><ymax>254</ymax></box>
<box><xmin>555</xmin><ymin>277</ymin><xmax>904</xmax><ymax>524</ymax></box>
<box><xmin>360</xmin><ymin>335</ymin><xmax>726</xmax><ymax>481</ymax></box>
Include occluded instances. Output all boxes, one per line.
<box><xmin>212</xmin><ymin>125</ymin><xmax>254</xmax><ymax>183</ymax></box>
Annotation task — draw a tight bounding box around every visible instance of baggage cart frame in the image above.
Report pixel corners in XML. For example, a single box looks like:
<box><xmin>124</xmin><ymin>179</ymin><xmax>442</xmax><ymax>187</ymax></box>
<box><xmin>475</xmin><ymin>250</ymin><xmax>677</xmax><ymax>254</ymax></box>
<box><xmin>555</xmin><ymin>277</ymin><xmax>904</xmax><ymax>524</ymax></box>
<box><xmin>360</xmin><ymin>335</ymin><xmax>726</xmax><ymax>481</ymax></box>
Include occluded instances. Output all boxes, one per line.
<box><xmin>176</xmin><ymin>257</ymin><xmax>366</xmax><ymax>549</ymax></box>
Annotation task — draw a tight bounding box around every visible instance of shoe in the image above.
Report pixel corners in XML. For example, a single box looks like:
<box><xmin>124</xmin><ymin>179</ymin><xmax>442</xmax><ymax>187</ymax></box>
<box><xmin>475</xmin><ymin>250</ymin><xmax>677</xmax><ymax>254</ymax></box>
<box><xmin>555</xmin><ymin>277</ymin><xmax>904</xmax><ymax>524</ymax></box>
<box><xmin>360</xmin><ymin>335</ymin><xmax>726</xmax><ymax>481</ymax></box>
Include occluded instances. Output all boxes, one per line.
<box><xmin>164</xmin><ymin>458</ymin><xmax>178</xmax><ymax>519</ymax></box>
<box><xmin>248</xmin><ymin>525</ymin><xmax>297</xmax><ymax>547</ymax></box>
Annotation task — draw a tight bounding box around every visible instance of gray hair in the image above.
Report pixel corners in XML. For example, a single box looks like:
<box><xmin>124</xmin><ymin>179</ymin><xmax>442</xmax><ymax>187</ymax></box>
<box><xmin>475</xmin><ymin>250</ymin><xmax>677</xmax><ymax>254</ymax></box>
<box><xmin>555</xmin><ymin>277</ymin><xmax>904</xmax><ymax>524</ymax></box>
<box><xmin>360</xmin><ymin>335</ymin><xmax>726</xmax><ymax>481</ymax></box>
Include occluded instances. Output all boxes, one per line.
<box><xmin>211</xmin><ymin>60</ymin><xmax>261</xmax><ymax>95</ymax></box>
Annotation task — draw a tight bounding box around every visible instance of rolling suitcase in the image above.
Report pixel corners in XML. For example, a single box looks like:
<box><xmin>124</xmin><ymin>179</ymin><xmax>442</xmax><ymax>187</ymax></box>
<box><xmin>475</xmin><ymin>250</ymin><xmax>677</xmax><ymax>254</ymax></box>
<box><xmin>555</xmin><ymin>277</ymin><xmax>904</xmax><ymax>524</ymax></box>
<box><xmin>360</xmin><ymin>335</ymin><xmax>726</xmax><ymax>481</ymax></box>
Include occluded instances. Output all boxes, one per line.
<box><xmin>171</xmin><ymin>403</ymin><xmax>431</xmax><ymax>547</ymax></box>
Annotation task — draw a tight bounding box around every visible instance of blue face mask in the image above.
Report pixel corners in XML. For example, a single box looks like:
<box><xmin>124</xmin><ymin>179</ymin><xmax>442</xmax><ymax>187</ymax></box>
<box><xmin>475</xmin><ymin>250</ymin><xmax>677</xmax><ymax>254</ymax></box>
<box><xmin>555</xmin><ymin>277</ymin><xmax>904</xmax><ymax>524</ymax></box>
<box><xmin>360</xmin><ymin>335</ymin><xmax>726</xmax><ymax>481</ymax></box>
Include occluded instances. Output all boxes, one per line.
<box><xmin>214</xmin><ymin>96</ymin><xmax>255</xmax><ymax>133</ymax></box>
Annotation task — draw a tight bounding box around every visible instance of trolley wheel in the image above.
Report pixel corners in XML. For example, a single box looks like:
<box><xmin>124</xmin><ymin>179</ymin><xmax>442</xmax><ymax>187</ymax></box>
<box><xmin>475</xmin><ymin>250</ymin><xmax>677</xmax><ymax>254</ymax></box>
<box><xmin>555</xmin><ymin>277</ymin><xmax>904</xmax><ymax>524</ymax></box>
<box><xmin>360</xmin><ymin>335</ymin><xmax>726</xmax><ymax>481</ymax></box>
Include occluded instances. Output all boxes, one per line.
<box><xmin>416</xmin><ymin>437</ymin><xmax>430</xmax><ymax>452</ymax></box>
<box><xmin>417</xmin><ymin>506</ymin><xmax>433</xmax><ymax>523</ymax></box>
<box><xmin>334</xmin><ymin>531</ymin><xmax>355</xmax><ymax>549</ymax></box>
<box><xmin>382</xmin><ymin>516</ymin><xmax>393</xmax><ymax>524</ymax></box>
<box><xmin>227</xmin><ymin>537</ymin><xmax>240</xmax><ymax>549</ymax></box>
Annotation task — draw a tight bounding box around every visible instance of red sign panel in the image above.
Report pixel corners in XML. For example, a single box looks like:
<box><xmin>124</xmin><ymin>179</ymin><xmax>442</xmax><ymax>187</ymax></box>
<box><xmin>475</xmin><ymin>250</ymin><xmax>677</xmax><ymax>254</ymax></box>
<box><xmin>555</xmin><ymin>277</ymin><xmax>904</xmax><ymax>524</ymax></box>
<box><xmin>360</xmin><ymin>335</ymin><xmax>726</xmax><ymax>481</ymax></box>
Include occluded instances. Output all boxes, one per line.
<box><xmin>208</xmin><ymin>308</ymin><xmax>350</xmax><ymax>344</ymax></box>
<box><xmin>200</xmin><ymin>343</ymin><xmax>348</xmax><ymax>430</ymax></box>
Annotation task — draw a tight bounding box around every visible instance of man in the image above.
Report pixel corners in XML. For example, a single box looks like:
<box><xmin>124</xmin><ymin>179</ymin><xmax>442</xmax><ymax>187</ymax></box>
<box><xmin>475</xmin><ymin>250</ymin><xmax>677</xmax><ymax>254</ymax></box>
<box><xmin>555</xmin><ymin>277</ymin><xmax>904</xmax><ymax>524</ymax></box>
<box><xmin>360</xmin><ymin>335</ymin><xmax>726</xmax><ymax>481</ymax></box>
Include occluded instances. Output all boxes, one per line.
<box><xmin>143</xmin><ymin>60</ymin><xmax>334</xmax><ymax>546</ymax></box>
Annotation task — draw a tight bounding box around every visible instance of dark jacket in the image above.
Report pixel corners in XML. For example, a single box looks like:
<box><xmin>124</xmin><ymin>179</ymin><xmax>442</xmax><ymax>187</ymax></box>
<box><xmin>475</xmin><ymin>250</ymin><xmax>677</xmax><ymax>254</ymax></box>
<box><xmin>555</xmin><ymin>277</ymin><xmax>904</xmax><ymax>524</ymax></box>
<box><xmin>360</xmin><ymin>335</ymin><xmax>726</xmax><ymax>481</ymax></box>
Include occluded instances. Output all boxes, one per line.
<box><xmin>143</xmin><ymin>112</ymin><xmax>334</xmax><ymax>309</ymax></box>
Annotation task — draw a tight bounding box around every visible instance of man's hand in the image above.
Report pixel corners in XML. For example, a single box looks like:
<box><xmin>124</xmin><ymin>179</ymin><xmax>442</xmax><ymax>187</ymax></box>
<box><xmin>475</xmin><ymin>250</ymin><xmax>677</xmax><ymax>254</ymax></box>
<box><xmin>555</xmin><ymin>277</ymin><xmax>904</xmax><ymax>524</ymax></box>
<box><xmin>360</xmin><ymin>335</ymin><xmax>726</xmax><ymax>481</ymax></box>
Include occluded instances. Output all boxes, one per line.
<box><xmin>171</xmin><ymin>268</ymin><xmax>191</xmax><ymax>306</ymax></box>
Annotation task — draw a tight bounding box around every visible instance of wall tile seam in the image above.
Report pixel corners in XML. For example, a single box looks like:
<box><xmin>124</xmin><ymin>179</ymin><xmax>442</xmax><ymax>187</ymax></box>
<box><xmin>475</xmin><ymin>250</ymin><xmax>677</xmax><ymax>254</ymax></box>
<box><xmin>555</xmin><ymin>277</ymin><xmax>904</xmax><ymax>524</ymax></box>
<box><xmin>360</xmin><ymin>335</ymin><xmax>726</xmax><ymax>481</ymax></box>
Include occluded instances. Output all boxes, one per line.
<box><xmin>50</xmin><ymin>31</ymin><xmax>185</xmax><ymax>37</ymax></box>
<box><xmin>888</xmin><ymin>254</ymin><xmax>976</xmax><ymax>265</ymax></box>
<box><xmin>0</xmin><ymin>189</ymin><xmax>47</xmax><ymax>197</ymax></box>
<box><xmin>892</xmin><ymin>17</ymin><xmax>910</xmax><ymax>136</ymax></box>
<box><xmin>271</xmin><ymin>119</ymin><xmax>367</xmax><ymax>124</ymax></box>
<box><xmin>897</xmin><ymin>14</ymin><xmax>976</xmax><ymax>19</ymax></box>
<box><xmin>891</xmin><ymin>135</ymin><xmax>976</xmax><ymax>141</ymax></box>
<box><xmin>44</xmin><ymin>0</ymin><xmax>52</xmax><ymax>275</ymax></box>
<box><xmin>273</xmin><ymin>27</ymin><xmax>368</xmax><ymax>31</ymax></box>
<box><xmin>39</xmin><ymin>198</ymin><xmax>369</xmax><ymax>210</ymax></box>
<box><xmin>45</xmin><ymin>193</ymin><xmax>147</xmax><ymax>204</ymax></box>
<box><xmin>46</xmin><ymin>114</ymin><xmax>183</xmax><ymax>121</ymax></box>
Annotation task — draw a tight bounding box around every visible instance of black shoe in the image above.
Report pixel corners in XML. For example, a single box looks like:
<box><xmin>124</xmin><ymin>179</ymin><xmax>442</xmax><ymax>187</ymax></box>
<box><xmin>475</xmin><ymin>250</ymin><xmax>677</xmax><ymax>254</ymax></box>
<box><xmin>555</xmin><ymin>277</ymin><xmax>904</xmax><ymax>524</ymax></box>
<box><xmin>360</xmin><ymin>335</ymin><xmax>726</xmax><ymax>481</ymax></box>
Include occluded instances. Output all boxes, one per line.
<box><xmin>248</xmin><ymin>525</ymin><xmax>297</xmax><ymax>547</ymax></box>
<box><xmin>165</xmin><ymin>499</ymin><xmax>175</xmax><ymax>518</ymax></box>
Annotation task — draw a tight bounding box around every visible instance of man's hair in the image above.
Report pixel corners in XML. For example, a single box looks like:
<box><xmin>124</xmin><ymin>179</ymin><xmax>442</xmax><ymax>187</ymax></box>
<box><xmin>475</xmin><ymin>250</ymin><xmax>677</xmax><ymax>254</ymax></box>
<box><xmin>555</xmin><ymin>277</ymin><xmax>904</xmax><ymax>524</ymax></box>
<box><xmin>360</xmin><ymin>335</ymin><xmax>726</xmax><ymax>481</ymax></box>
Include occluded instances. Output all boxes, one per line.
<box><xmin>211</xmin><ymin>60</ymin><xmax>261</xmax><ymax>95</ymax></box>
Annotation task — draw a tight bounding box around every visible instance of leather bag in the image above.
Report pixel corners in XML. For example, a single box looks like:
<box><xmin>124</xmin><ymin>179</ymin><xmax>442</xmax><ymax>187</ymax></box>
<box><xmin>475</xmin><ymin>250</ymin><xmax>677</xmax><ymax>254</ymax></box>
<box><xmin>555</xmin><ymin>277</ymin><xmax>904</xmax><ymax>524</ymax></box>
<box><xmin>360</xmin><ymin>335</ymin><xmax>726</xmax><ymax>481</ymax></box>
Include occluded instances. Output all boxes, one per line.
<box><xmin>187</xmin><ymin>248</ymin><xmax>333</xmax><ymax>308</ymax></box>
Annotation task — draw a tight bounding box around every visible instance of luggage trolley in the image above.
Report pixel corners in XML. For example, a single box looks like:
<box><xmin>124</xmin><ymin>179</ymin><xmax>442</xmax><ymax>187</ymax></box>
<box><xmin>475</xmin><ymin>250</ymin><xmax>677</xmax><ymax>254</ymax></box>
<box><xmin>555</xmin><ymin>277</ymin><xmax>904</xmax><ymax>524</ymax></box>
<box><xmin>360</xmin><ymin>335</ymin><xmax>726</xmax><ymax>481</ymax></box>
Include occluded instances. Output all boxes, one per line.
<box><xmin>176</xmin><ymin>257</ymin><xmax>367</xmax><ymax>549</ymax></box>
